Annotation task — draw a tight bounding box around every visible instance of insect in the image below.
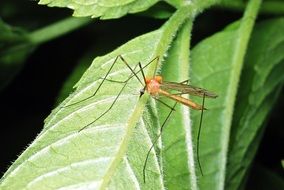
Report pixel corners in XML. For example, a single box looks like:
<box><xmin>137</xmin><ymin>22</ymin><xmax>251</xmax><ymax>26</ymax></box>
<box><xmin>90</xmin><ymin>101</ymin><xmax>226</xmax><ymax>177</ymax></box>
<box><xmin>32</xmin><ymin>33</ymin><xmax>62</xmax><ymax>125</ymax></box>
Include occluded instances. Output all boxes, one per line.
<box><xmin>61</xmin><ymin>55</ymin><xmax>217</xmax><ymax>181</ymax></box>
<box><xmin>137</xmin><ymin>61</ymin><xmax>218</xmax><ymax>182</ymax></box>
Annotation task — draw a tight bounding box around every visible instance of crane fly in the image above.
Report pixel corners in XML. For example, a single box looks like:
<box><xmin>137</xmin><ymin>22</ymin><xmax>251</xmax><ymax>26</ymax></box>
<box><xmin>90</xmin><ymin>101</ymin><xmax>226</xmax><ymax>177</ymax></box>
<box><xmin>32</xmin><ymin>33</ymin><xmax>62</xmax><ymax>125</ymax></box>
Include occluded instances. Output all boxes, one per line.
<box><xmin>60</xmin><ymin>55</ymin><xmax>217</xmax><ymax>182</ymax></box>
<box><xmin>141</xmin><ymin>76</ymin><xmax>217</xmax><ymax>109</ymax></box>
<box><xmin>138</xmin><ymin>61</ymin><xmax>218</xmax><ymax>182</ymax></box>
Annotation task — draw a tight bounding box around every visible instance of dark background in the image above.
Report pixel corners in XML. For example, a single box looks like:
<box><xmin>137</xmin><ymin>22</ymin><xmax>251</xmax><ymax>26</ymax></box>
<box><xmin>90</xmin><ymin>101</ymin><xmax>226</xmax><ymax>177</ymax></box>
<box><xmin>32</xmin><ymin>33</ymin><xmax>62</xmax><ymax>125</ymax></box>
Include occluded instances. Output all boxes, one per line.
<box><xmin>0</xmin><ymin>1</ymin><xmax>283</xmax><ymax>188</ymax></box>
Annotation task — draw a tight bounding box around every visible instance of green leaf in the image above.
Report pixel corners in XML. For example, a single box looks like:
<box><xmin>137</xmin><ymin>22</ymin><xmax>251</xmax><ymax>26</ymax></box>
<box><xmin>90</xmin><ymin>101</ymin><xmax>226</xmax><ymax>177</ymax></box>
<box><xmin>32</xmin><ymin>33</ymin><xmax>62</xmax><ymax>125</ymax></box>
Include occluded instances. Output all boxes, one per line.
<box><xmin>189</xmin><ymin>0</ymin><xmax>261</xmax><ymax>189</ymax></box>
<box><xmin>0</xmin><ymin>19</ymin><xmax>35</xmax><ymax>91</ymax></box>
<box><xmin>226</xmin><ymin>17</ymin><xmax>284</xmax><ymax>190</ymax></box>
<box><xmin>0</xmin><ymin>6</ymin><xmax>194</xmax><ymax>189</ymax></box>
<box><xmin>38</xmin><ymin>0</ymin><xmax>159</xmax><ymax>19</ymax></box>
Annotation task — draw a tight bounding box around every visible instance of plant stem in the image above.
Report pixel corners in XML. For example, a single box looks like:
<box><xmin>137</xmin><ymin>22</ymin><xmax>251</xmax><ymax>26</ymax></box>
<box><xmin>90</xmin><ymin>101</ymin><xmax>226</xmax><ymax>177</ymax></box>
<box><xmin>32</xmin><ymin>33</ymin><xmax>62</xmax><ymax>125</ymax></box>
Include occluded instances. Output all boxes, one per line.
<box><xmin>28</xmin><ymin>17</ymin><xmax>92</xmax><ymax>45</ymax></box>
<box><xmin>218</xmin><ymin>1</ymin><xmax>284</xmax><ymax>15</ymax></box>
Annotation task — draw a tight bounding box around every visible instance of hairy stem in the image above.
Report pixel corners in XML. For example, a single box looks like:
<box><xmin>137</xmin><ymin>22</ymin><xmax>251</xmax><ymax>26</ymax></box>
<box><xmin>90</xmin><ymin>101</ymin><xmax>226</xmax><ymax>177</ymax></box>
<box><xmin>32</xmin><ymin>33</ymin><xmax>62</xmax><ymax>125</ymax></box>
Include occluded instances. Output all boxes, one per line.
<box><xmin>29</xmin><ymin>17</ymin><xmax>92</xmax><ymax>45</ymax></box>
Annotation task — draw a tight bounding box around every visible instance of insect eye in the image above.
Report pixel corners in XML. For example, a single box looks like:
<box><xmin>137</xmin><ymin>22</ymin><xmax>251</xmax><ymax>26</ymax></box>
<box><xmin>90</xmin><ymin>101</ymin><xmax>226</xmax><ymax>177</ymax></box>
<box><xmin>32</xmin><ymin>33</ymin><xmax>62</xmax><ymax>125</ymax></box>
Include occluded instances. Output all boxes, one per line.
<box><xmin>155</xmin><ymin>76</ymin><xmax>163</xmax><ymax>83</ymax></box>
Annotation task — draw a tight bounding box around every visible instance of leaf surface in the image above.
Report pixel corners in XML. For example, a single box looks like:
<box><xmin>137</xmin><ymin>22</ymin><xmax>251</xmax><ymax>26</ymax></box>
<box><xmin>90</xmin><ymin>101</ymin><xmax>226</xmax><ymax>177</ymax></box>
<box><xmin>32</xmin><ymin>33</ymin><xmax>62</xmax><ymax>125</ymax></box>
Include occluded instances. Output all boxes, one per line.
<box><xmin>38</xmin><ymin>0</ymin><xmax>159</xmax><ymax>19</ymax></box>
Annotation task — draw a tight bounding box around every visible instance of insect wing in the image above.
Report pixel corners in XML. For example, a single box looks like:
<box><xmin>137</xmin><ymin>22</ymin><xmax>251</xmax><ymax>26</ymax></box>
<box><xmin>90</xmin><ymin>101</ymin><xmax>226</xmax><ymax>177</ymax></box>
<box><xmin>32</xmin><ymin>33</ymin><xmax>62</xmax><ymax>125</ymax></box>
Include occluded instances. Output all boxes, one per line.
<box><xmin>160</xmin><ymin>81</ymin><xmax>218</xmax><ymax>98</ymax></box>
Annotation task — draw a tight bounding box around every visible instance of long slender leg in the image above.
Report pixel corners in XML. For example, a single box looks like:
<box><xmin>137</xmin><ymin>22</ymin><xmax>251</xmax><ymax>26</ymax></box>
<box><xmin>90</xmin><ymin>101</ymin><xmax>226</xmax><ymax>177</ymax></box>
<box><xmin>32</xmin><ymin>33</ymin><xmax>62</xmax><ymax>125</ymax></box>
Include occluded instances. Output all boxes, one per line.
<box><xmin>63</xmin><ymin>55</ymin><xmax>144</xmax><ymax>108</ymax></box>
<box><xmin>101</xmin><ymin>56</ymin><xmax>159</xmax><ymax>85</ymax></box>
<box><xmin>143</xmin><ymin>101</ymin><xmax>178</xmax><ymax>183</ymax></box>
<box><xmin>91</xmin><ymin>56</ymin><xmax>159</xmax><ymax>129</ymax></box>
<box><xmin>79</xmin><ymin>76</ymin><xmax>130</xmax><ymax>131</ymax></box>
<box><xmin>127</xmin><ymin>56</ymin><xmax>159</xmax><ymax>85</ymax></box>
<box><xmin>196</xmin><ymin>92</ymin><xmax>206</xmax><ymax>176</ymax></box>
<box><xmin>101</xmin><ymin>61</ymin><xmax>140</xmax><ymax>84</ymax></box>
<box><xmin>78</xmin><ymin>56</ymin><xmax>159</xmax><ymax>131</ymax></box>
<box><xmin>153</xmin><ymin>97</ymin><xmax>176</xmax><ymax>111</ymax></box>
<box><xmin>182</xmin><ymin>80</ymin><xmax>205</xmax><ymax>176</ymax></box>
<box><xmin>118</xmin><ymin>55</ymin><xmax>144</xmax><ymax>86</ymax></box>
<box><xmin>78</xmin><ymin>56</ymin><xmax>160</xmax><ymax>132</ymax></box>
<box><xmin>78</xmin><ymin>61</ymin><xmax>141</xmax><ymax>132</ymax></box>
<box><xmin>63</xmin><ymin>55</ymin><xmax>121</xmax><ymax>108</ymax></box>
